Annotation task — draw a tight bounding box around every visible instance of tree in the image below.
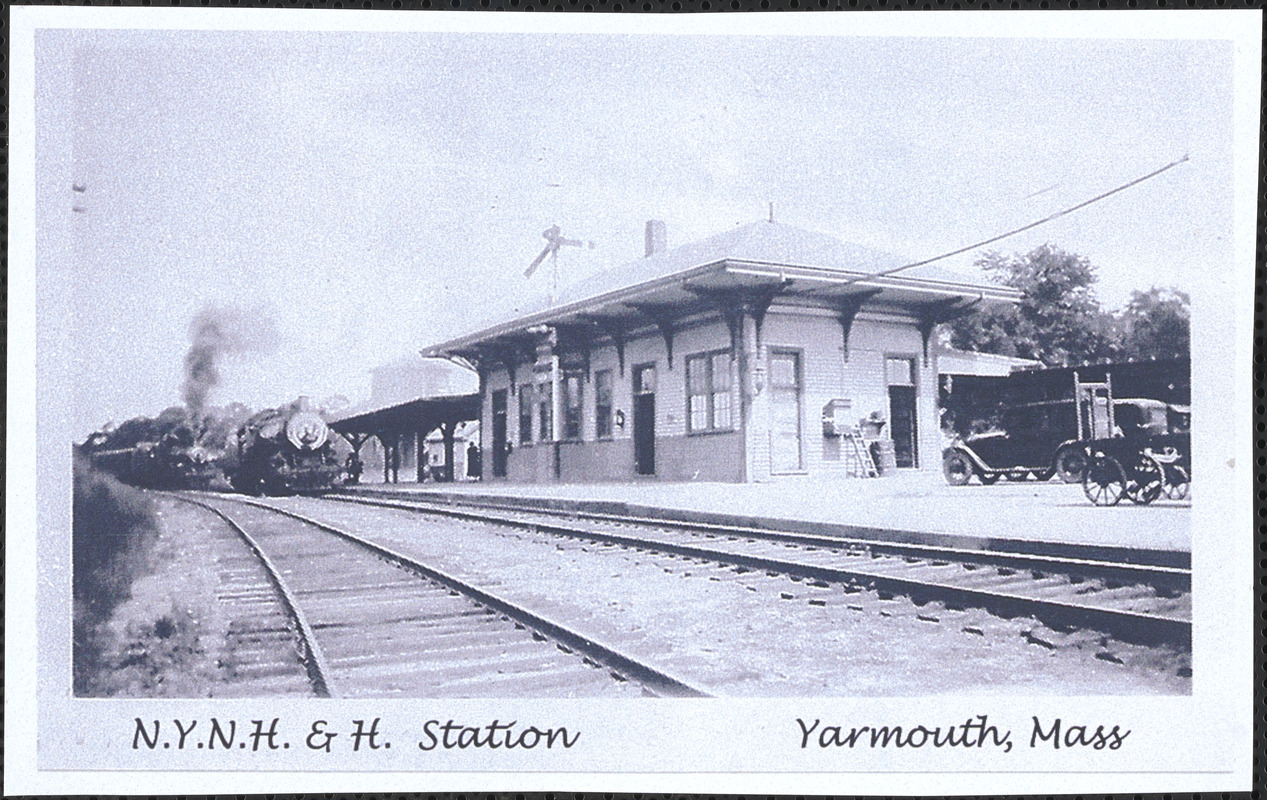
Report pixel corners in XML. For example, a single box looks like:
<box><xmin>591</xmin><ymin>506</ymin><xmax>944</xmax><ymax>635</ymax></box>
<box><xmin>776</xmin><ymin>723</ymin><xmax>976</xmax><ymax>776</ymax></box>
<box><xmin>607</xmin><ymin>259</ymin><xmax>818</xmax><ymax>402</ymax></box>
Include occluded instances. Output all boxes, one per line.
<box><xmin>1117</xmin><ymin>287</ymin><xmax>1190</xmax><ymax>362</ymax></box>
<box><xmin>948</xmin><ymin>244</ymin><xmax>1117</xmax><ymax>367</ymax></box>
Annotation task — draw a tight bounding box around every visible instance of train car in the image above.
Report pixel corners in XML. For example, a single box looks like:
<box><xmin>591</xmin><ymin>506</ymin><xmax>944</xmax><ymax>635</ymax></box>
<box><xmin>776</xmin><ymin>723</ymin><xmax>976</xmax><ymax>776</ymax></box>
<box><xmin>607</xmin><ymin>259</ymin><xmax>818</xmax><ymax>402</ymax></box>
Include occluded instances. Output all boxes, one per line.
<box><xmin>88</xmin><ymin>445</ymin><xmax>144</xmax><ymax>483</ymax></box>
<box><xmin>88</xmin><ymin>426</ymin><xmax>223</xmax><ymax>489</ymax></box>
<box><xmin>227</xmin><ymin>400</ymin><xmax>343</xmax><ymax>495</ymax></box>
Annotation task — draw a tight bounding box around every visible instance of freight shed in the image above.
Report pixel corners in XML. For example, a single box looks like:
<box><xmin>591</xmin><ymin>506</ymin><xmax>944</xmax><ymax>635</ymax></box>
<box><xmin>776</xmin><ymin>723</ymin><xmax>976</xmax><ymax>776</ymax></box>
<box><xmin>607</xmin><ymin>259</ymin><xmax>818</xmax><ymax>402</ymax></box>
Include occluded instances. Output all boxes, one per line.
<box><xmin>421</xmin><ymin>220</ymin><xmax>1021</xmax><ymax>484</ymax></box>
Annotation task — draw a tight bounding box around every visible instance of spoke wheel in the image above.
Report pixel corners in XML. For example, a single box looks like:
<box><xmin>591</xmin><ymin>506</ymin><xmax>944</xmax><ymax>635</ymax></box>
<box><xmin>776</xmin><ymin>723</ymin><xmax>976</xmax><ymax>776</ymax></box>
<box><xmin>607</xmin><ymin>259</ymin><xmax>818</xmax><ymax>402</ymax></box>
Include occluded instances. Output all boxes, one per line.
<box><xmin>1055</xmin><ymin>446</ymin><xmax>1088</xmax><ymax>484</ymax></box>
<box><xmin>942</xmin><ymin>451</ymin><xmax>974</xmax><ymax>486</ymax></box>
<box><xmin>1162</xmin><ymin>464</ymin><xmax>1190</xmax><ymax>501</ymax></box>
<box><xmin>1083</xmin><ymin>454</ymin><xmax>1126</xmax><ymax>506</ymax></box>
<box><xmin>1125</xmin><ymin>453</ymin><xmax>1164</xmax><ymax>505</ymax></box>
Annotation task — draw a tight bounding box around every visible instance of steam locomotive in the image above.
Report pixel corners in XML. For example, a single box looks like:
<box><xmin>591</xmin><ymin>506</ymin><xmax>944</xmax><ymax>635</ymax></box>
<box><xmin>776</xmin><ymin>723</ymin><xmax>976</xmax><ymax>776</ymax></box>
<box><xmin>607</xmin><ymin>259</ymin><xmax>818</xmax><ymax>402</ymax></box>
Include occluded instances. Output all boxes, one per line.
<box><xmin>89</xmin><ymin>425</ymin><xmax>221</xmax><ymax>489</ymax></box>
<box><xmin>225</xmin><ymin>399</ymin><xmax>343</xmax><ymax>495</ymax></box>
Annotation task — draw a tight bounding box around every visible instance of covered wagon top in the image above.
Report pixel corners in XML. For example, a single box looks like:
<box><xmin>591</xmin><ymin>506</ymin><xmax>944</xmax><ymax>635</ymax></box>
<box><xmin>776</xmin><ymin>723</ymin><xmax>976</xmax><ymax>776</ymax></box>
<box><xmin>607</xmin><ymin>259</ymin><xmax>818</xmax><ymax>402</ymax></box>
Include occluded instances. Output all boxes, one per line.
<box><xmin>420</xmin><ymin>220</ymin><xmax>1022</xmax><ymax>359</ymax></box>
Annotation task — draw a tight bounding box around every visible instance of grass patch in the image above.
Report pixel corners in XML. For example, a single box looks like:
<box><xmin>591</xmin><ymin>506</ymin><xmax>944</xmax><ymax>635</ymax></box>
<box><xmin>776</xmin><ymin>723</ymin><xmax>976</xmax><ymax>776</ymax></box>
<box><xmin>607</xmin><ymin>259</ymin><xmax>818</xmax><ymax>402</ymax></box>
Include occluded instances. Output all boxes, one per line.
<box><xmin>72</xmin><ymin>452</ymin><xmax>161</xmax><ymax>695</ymax></box>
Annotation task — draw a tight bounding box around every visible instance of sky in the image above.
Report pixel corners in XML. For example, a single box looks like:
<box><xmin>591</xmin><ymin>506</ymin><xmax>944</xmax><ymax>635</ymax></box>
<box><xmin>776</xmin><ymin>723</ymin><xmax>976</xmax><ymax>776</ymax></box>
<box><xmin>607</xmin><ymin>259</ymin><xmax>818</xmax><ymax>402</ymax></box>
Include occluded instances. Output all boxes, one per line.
<box><xmin>37</xmin><ymin>25</ymin><xmax>1234</xmax><ymax>437</ymax></box>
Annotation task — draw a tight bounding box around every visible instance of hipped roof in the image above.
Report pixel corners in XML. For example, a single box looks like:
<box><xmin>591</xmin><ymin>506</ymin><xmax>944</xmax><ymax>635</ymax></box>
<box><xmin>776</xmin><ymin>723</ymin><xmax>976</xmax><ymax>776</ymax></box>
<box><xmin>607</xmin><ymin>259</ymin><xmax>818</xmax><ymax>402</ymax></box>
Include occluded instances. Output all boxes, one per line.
<box><xmin>422</xmin><ymin>221</ymin><xmax>1021</xmax><ymax>357</ymax></box>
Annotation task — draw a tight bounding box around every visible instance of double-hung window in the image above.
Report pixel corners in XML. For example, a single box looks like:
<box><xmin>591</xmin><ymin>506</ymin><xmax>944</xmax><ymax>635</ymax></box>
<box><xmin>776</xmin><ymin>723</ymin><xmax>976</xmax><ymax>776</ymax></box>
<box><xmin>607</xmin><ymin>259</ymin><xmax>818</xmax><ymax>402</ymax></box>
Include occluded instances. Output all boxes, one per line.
<box><xmin>538</xmin><ymin>381</ymin><xmax>553</xmax><ymax>442</ymax></box>
<box><xmin>563</xmin><ymin>374</ymin><xmax>583</xmax><ymax>441</ymax></box>
<box><xmin>686</xmin><ymin>351</ymin><xmax>733</xmax><ymax>433</ymax></box>
<box><xmin>518</xmin><ymin>384</ymin><xmax>533</xmax><ymax>445</ymax></box>
<box><xmin>594</xmin><ymin>370</ymin><xmax>614</xmax><ymax>439</ymax></box>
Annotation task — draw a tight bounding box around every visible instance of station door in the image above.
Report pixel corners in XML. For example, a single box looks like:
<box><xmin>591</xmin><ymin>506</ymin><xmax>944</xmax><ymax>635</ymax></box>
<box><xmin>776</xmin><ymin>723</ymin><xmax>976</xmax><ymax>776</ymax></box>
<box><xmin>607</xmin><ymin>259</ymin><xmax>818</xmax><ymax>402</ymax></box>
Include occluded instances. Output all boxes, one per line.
<box><xmin>887</xmin><ymin>357</ymin><xmax>918</xmax><ymax>468</ymax></box>
<box><xmin>769</xmin><ymin>351</ymin><xmax>803</xmax><ymax>473</ymax></box>
<box><xmin>634</xmin><ymin>364</ymin><xmax>656</xmax><ymax>475</ymax></box>
<box><xmin>491</xmin><ymin>389</ymin><xmax>508</xmax><ymax>478</ymax></box>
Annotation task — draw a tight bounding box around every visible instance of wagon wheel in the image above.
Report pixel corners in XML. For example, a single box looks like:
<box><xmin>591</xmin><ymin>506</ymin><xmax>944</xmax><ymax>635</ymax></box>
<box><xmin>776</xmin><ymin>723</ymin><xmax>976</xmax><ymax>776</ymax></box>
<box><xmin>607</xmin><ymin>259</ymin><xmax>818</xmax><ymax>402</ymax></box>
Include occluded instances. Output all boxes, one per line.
<box><xmin>942</xmin><ymin>451</ymin><xmax>974</xmax><ymax>486</ymax></box>
<box><xmin>1083</xmin><ymin>453</ymin><xmax>1127</xmax><ymax>506</ymax></box>
<box><xmin>1125</xmin><ymin>453</ymin><xmax>1164</xmax><ymax>505</ymax></box>
<box><xmin>1162</xmin><ymin>464</ymin><xmax>1190</xmax><ymax>501</ymax></box>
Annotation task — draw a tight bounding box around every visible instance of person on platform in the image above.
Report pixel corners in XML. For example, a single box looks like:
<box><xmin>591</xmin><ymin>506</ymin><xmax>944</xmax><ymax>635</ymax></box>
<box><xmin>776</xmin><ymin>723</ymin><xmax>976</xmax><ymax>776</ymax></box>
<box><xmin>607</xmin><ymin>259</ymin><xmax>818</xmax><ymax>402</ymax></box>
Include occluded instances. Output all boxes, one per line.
<box><xmin>344</xmin><ymin>453</ymin><xmax>363</xmax><ymax>484</ymax></box>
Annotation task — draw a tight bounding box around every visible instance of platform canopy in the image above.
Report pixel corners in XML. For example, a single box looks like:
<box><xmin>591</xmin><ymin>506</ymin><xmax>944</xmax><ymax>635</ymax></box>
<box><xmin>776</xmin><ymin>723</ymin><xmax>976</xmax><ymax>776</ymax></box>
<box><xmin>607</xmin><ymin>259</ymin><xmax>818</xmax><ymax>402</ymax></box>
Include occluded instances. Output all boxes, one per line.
<box><xmin>421</xmin><ymin>220</ymin><xmax>1022</xmax><ymax>360</ymax></box>
<box><xmin>329</xmin><ymin>393</ymin><xmax>481</xmax><ymax>438</ymax></box>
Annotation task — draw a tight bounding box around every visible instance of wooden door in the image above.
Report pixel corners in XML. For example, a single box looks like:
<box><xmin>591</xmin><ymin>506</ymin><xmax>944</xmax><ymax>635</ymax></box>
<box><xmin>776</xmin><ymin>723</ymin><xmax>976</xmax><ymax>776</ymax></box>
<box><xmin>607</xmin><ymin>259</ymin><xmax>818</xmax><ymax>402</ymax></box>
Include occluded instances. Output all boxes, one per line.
<box><xmin>634</xmin><ymin>364</ymin><xmax>656</xmax><ymax>476</ymax></box>
<box><xmin>769</xmin><ymin>351</ymin><xmax>802</xmax><ymax>473</ymax></box>
<box><xmin>491</xmin><ymin>389</ymin><xmax>508</xmax><ymax>478</ymax></box>
<box><xmin>886</xmin><ymin>357</ymin><xmax>918</xmax><ymax>468</ymax></box>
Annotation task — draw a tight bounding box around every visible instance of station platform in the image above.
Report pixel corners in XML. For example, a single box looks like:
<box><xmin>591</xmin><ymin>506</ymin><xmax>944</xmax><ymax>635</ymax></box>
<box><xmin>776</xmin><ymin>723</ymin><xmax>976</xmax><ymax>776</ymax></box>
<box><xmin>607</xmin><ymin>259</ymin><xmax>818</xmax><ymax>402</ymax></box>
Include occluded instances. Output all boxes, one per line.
<box><xmin>341</xmin><ymin>470</ymin><xmax>1191</xmax><ymax>564</ymax></box>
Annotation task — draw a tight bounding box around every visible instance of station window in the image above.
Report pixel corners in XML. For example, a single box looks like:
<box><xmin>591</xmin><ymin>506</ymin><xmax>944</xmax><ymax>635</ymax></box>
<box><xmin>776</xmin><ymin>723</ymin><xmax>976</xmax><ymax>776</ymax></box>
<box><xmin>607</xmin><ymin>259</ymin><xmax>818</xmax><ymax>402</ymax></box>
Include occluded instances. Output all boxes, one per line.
<box><xmin>563</xmin><ymin>374</ymin><xmax>583</xmax><ymax>441</ymax></box>
<box><xmin>518</xmin><ymin>384</ymin><xmax>533</xmax><ymax>445</ymax></box>
<box><xmin>686</xmin><ymin>351</ymin><xmax>732</xmax><ymax>433</ymax></box>
<box><xmin>885</xmin><ymin>356</ymin><xmax>915</xmax><ymax>387</ymax></box>
<box><xmin>595</xmin><ymin>370</ymin><xmax>614</xmax><ymax>439</ymax></box>
<box><xmin>538</xmin><ymin>381</ymin><xmax>553</xmax><ymax>442</ymax></box>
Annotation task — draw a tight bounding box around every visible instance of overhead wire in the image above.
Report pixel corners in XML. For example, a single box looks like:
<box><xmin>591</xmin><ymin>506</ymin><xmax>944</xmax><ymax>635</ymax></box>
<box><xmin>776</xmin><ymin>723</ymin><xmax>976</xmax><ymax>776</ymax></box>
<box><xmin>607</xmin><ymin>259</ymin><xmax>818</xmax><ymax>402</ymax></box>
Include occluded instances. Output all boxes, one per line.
<box><xmin>844</xmin><ymin>153</ymin><xmax>1190</xmax><ymax>286</ymax></box>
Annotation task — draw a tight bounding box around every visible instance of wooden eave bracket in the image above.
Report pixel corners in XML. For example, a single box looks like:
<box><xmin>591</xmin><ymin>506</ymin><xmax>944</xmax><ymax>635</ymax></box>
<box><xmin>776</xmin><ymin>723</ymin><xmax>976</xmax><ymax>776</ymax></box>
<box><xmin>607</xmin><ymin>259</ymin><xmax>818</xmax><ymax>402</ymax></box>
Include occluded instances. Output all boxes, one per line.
<box><xmin>444</xmin><ymin>353</ymin><xmax>479</xmax><ymax>375</ymax></box>
<box><xmin>337</xmin><ymin>431</ymin><xmax>372</xmax><ymax>452</ymax></box>
<box><xmin>482</xmin><ymin>334</ymin><xmax>539</xmax><ymax>392</ymax></box>
<box><xmin>917</xmin><ymin>295</ymin><xmax>983</xmax><ymax>367</ymax></box>
<box><xmin>682</xmin><ymin>279</ymin><xmax>792</xmax><ymax>350</ymax></box>
<box><xmin>554</xmin><ymin>321</ymin><xmax>611</xmax><ymax>381</ymax></box>
<box><xmin>830</xmin><ymin>289</ymin><xmax>883</xmax><ymax>364</ymax></box>
<box><xmin>624</xmin><ymin>302</ymin><xmax>679</xmax><ymax>370</ymax></box>
<box><xmin>573</xmin><ymin>313</ymin><xmax>631</xmax><ymax>376</ymax></box>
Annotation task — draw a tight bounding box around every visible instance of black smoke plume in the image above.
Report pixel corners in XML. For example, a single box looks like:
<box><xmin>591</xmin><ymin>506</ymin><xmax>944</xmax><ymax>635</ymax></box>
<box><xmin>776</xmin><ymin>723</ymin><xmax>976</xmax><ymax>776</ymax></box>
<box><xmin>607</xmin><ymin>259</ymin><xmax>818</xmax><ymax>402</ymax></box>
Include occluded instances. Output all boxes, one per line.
<box><xmin>183</xmin><ymin>306</ymin><xmax>280</xmax><ymax>421</ymax></box>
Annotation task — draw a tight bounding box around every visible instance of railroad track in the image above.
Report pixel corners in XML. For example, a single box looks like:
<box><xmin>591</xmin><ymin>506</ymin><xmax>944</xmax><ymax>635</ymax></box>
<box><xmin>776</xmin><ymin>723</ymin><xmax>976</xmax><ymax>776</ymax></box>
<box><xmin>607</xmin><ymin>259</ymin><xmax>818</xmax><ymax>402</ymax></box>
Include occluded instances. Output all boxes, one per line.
<box><xmin>171</xmin><ymin>493</ymin><xmax>708</xmax><ymax>698</ymax></box>
<box><xmin>153</xmin><ymin>494</ymin><xmax>319</xmax><ymax>696</ymax></box>
<box><xmin>325</xmin><ymin>491</ymin><xmax>1192</xmax><ymax>652</ymax></box>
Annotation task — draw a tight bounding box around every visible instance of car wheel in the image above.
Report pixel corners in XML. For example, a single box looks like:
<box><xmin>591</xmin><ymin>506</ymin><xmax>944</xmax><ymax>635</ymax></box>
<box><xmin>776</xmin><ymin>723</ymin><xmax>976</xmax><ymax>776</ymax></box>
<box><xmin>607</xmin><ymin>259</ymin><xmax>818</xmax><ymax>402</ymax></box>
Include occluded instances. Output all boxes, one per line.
<box><xmin>1054</xmin><ymin>446</ymin><xmax>1088</xmax><ymax>484</ymax></box>
<box><xmin>942</xmin><ymin>451</ymin><xmax>974</xmax><ymax>486</ymax></box>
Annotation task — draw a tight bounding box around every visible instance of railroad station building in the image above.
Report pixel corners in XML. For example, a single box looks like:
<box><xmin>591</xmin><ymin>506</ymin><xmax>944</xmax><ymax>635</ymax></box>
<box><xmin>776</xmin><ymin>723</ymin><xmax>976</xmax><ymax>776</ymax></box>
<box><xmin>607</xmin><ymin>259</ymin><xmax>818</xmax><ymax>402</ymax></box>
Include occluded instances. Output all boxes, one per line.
<box><xmin>421</xmin><ymin>220</ymin><xmax>1020</xmax><ymax>484</ymax></box>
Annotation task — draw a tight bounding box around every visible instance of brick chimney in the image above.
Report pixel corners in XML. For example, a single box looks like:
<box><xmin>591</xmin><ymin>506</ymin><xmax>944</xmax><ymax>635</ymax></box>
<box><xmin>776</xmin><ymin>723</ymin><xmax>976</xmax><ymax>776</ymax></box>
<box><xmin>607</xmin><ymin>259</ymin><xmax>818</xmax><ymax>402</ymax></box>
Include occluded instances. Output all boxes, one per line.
<box><xmin>645</xmin><ymin>220</ymin><xmax>667</xmax><ymax>258</ymax></box>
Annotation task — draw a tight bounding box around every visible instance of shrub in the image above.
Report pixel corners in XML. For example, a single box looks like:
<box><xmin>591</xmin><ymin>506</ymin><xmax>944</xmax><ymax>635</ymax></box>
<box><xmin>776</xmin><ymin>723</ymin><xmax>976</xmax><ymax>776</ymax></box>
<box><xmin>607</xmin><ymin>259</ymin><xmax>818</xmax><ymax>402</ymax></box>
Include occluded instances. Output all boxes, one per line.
<box><xmin>72</xmin><ymin>451</ymin><xmax>160</xmax><ymax>694</ymax></box>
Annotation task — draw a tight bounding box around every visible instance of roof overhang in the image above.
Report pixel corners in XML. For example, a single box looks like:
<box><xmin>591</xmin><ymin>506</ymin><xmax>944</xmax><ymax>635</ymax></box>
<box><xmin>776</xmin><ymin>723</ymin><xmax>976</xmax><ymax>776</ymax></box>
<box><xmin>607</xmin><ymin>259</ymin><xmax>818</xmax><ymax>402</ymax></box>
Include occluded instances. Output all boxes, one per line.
<box><xmin>329</xmin><ymin>392</ymin><xmax>481</xmax><ymax>435</ymax></box>
<box><xmin>421</xmin><ymin>259</ymin><xmax>1021</xmax><ymax>358</ymax></box>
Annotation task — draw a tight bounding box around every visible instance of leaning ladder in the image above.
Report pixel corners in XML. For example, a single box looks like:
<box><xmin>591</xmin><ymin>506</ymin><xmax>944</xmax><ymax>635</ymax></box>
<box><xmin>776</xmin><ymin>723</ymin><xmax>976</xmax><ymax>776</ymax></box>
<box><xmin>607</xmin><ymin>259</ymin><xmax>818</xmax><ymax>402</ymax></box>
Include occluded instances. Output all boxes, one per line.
<box><xmin>1074</xmin><ymin>371</ymin><xmax>1115</xmax><ymax>440</ymax></box>
<box><xmin>846</xmin><ymin>425</ymin><xmax>879</xmax><ymax>478</ymax></box>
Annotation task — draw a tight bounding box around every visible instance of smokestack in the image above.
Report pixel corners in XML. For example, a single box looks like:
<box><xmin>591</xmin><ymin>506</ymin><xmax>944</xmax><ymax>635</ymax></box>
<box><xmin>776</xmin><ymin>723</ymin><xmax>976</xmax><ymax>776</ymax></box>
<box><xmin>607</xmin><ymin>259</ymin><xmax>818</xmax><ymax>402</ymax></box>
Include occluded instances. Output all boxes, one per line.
<box><xmin>645</xmin><ymin>220</ymin><xmax>667</xmax><ymax>258</ymax></box>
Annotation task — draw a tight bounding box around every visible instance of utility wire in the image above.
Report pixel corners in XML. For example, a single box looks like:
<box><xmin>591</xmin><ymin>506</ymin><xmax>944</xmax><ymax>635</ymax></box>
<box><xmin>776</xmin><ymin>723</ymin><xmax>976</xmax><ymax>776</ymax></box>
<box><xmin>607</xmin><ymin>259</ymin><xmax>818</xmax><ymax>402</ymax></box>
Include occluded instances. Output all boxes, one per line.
<box><xmin>847</xmin><ymin>153</ymin><xmax>1190</xmax><ymax>286</ymax></box>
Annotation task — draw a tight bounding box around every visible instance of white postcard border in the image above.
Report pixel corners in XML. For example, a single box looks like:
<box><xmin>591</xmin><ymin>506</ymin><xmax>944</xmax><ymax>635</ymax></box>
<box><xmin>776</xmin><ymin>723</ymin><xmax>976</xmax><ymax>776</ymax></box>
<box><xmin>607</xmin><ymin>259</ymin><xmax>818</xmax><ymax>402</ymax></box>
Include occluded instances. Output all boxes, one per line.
<box><xmin>5</xmin><ymin>6</ymin><xmax>1260</xmax><ymax>795</ymax></box>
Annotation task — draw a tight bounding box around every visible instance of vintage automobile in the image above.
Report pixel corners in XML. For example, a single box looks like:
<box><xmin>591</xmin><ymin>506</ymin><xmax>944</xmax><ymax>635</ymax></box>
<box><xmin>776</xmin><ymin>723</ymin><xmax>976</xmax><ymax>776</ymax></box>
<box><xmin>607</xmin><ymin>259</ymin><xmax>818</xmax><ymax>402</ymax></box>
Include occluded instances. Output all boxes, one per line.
<box><xmin>942</xmin><ymin>398</ymin><xmax>1188</xmax><ymax>486</ymax></box>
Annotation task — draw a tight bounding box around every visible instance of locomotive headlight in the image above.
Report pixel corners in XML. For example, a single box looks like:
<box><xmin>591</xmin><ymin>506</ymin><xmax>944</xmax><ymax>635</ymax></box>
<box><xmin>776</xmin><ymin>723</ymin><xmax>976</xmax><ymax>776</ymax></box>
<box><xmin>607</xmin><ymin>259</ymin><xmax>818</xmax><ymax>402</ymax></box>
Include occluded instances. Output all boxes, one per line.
<box><xmin>286</xmin><ymin>411</ymin><xmax>329</xmax><ymax>451</ymax></box>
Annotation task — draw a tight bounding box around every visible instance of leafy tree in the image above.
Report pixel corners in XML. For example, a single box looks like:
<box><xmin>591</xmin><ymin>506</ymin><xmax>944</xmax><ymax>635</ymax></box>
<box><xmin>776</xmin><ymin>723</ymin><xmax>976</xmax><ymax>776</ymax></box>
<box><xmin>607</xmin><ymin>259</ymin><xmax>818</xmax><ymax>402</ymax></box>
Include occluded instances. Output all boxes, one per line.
<box><xmin>1117</xmin><ymin>287</ymin><xmax>1190</xmax><ymax>361</ymax></box>
<box><xmin>948</xmin><ymin>244</ymin><xmax>1117</xmax><ymax>366</ymax></box>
